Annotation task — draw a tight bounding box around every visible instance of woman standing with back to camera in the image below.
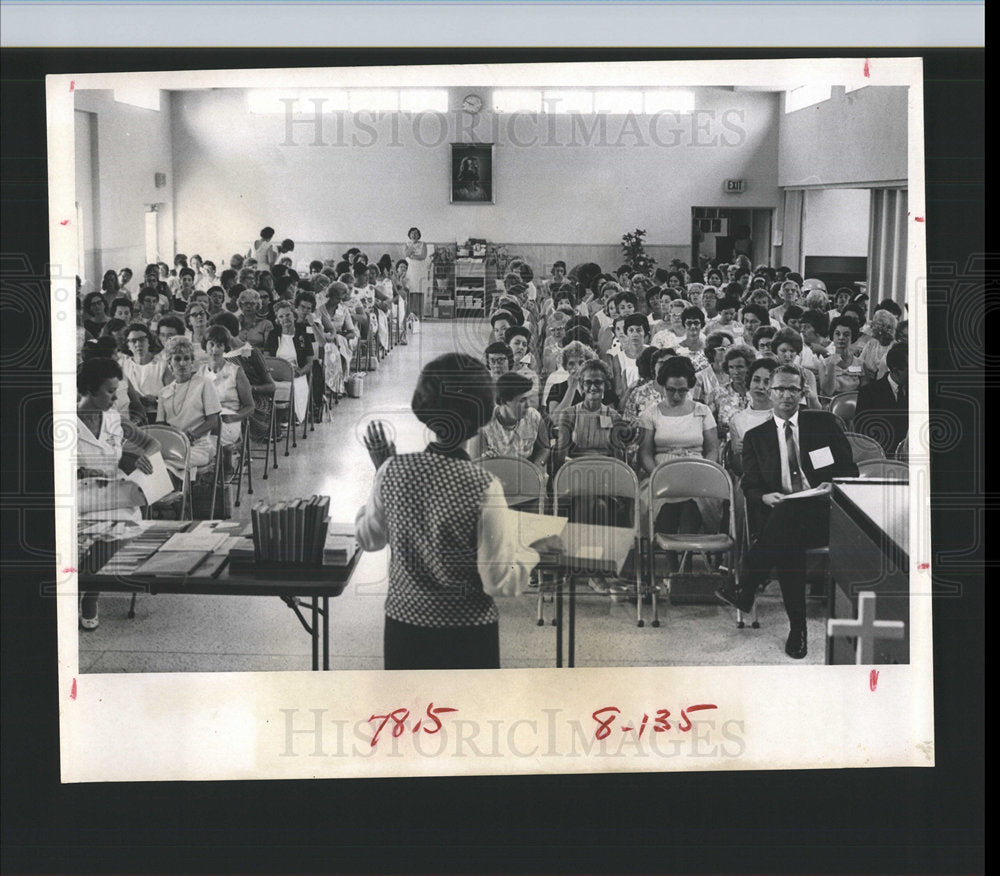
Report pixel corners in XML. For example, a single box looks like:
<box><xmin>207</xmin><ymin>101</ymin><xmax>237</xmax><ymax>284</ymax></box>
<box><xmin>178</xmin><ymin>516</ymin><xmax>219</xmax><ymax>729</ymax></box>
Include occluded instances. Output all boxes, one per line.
<box><xmin>355</xmin><ymin>353</ymin><xmax>551</xmax><ymax>670</ymax></box>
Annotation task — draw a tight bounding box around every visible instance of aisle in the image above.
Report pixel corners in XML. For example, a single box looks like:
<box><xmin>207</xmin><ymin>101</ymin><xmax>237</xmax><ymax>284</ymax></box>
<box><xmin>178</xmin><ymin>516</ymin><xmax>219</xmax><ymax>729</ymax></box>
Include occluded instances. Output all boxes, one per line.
<box><xmin>78</xmin><ymin>319</ymin><xmax>825</xmax><ymax>672</ymax></box>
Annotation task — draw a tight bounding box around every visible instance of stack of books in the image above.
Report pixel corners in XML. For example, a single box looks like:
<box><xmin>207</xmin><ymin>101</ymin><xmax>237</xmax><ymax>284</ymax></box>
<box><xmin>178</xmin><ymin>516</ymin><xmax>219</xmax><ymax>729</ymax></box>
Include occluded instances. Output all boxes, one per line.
<box><xmin>248</xmin><ymin>496</ymin><xmax>333</xmax><ymax>566</ymax></box>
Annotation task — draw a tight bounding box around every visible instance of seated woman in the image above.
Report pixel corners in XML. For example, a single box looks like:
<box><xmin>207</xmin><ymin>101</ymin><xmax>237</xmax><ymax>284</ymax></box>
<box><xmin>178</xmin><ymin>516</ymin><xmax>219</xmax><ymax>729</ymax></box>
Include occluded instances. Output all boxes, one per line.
<box><xmin>264</xmin><ymin>299</ymin><xmax>313</xmax><ymax>424</ymax></box>
<box><xmin>210</xmin><ymin>311</ymin><xmax>276</xmax><ymax>441</ymax></box>
<box><xmin>693</xmin><ymin>331</ymin><xmax>734</xmax><ymax>414</ymax></box>
<box><xmin>120</xmin><ymin>322</ymin><xmax>171</xmax><ymax>420</ymax></box>
<box><xmin>609</xmin><ymin>313</ymin><xmax>650</xmax><ymax>404</ymax></box>
<box><xmin>773</xmin><ymin>327</ymin><xmax>822</xmax><ymax>409</ymax></box>
<box><xmin>184</xmin><ymin>299</ymin><xmax>212</xmax><ymax>366</ymax></box>
<box><xmin>637</xmin><ymin>356</ymin><xmax>721</xmax><ymax>566</ymax></box>
<box><xmin>469</xmin><ymin>371</ymin><xmax>550</xmax><ymax>468</ymax></box>
<box><xmin>713</xmin><ymin>344</ymin><xmax>756</xmax><ymax>438</ymax></box>
<box><xmin>818</xmin><ymin>315</ymin><xmax>864</xmax><ymax>396</ymax></box>
<box><xmin>81</xmin><ymin>337</ymin><xmax>146</xmax><ymax>424</ymax></box>
<box><xmin>77</xmin><ymin>357</ymin><xmax>161</xmax><ymax>629</ymax></box>
<box><xmin>752</xmin><ymin>325</ymin><xmax>778</xmax><ymax>359</ymax></box>
<box><xmin>727</xmin><ymin>357</ymin><xmax>778</xmax><ymax>472</ymax></box>
<box><xmin>198</xmin><ymin>325</ymin><xmax>256</xmax><ymax>447</ymax></box>
<box><xmin>503</xmin><ymin>325</ymin><xmax>541</xmax><ymax>409</ymax></box>
<box><xmin>544</xmin><ymin>339</ymin><xmax>601</xmax><ymax>413</ymax></box>
<box><xmin>82</xmin><ymin>291</ymin><xmax>111</xmax><ymax>339</ymax></box>
<box><xmin>540</xmin><ymin>311</ymin><xmax>569</xmax><ymax>382</ymax></box>
<box><xmin>552</xmin><ymin>359</ymin><xmax>627</xmax><ymax>467</ymax></box>
<box><xmin>156</xmin><ymin>335</ymin><xmax>221</xmax><ymax>477</ymax></box>
<box><xmin>236</xmin><ymin>288</ymin><xmax>274</xmax><ymax>350</ymax></box>
<box><xmin>355</xmin><ymin>353</ymin><xmax>545</xmax><ymax>670</ymax></box>
<box><xmin>674</xmin><ymin>306</ymin><xmax>709</xmax><ymax>371</ymax></box>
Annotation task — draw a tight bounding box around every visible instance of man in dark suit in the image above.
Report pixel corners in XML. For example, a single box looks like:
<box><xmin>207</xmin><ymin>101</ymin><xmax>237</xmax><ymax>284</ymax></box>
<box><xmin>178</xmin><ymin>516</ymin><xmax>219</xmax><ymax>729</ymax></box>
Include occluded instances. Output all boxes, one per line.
<box><xmin>854</xmin><ymin>343</ymin><xmax>908</xmax><ymax>455</ymax></box>
<box><xmin>717</xmin><ymin>364</ymin><xmax>858</xmax><ymax>658</ymax></box>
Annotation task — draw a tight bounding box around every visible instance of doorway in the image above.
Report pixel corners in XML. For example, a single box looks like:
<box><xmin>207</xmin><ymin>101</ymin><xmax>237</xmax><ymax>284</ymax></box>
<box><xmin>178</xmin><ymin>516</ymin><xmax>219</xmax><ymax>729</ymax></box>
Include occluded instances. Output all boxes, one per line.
<box><xmin>691</xmin><ymin>207</ymin><xmax>773</xmax><ymax>271</ymax></box>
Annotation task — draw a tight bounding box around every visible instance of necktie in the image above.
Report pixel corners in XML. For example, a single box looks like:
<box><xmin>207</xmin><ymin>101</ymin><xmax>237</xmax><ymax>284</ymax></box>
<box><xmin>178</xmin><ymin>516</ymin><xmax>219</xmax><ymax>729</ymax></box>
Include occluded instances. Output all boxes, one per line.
<box><xmin>785</xmin><ymin>420</ymin><xmax>804</xmax><ymax>493</ymax></box>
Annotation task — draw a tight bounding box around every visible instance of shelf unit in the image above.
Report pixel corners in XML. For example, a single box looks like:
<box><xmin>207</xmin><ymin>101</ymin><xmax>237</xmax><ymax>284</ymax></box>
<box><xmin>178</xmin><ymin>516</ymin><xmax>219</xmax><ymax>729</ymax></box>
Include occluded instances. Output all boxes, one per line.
<box><xmin>451</xmin><ymin>257</ymin><xmax>492</xmax><ymax>318</ymax></box>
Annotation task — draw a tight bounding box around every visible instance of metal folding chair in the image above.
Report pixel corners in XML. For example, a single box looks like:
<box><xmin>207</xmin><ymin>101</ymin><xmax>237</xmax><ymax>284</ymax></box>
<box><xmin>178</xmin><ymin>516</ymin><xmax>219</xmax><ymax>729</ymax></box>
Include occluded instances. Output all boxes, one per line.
<box><xmin>141</xmin><ymin>424</ymin><xmax>192</xmax><ymax>521</ymax></box>
<box><xmin>829</xmin><ymin>391</ymin><xmax>858</xmax><ymax>431</ymax></box>
<box><xmin>553</xmin><ymin>456</ymin><xmax>643</xmax><ymax>625</ymax></box>
<box><xmin>844</xmin><ymin>431</ymin><xmax>887</xmax><ymax>464</ymax></box>
<box><xmin>857</xmin><ymin>458</ymin><xmax>909</xmax><ymax>479</ymax></box>
<box><xmin>263</xmin><ymin>356</ymin><xmax>297</xmax><ymax>458</ymax></box>
<box><xmin>646</xmin><ymin>458</ymin><xmax>739</xmax><ymax>629</ymax></box>
<box><xmin>475</xmin><ymin>456</ymin><xmax>551</xmax><ymax>625</ymax></box>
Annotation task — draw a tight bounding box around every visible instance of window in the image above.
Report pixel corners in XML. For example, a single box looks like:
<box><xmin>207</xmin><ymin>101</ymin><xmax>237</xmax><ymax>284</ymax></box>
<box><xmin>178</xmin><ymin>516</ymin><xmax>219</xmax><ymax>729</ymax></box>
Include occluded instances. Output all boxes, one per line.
<box><xmin>593</xmin><ymin>90</ymin><xmax>643</xmax><ymax>114</ymax></box>
<box><xmin>642</xmin><ymin>89</ymin><xmax>696</xmax><ymax>115</ymax></box>
<box><xmin>399</xmin><ymin>89</ymin><xmax>449</xmax><ymax>113</ymax></box>
<box><xmin>541</xmin><ymin>90</ymin><xmax>593</xmax><ymax>114</ymax></box>
<box><xmin>784</xmin><ymin>83</ymin><xmax>833</xmax><ymax>113</ymax></box>
<box><xmin>492</xmin><ymin>89</ymin><xmax>541</xmax><ymax>113</ymax></box>
<box><xmin>247</xmin><ymin>88</ymin><xmax>448</xmax><ymax>115</ymax></box>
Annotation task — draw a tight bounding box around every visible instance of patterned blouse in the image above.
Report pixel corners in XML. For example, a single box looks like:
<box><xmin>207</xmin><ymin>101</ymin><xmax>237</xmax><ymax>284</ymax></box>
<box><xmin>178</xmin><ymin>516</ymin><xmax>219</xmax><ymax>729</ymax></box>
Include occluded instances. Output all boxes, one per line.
<box><xmin>480</xmin><ymin>407</ymin><xmax>544</xmax><ymax>459</ymax></box>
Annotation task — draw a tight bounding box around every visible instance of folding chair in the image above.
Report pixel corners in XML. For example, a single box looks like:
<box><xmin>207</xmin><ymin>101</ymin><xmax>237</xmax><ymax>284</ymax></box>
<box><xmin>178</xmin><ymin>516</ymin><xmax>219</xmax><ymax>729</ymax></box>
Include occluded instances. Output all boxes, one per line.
<box><xmin>857</xmin><ymin>458</ymin><xmax>909</xmax><ymax>480</ymax></box>
<box><xmin>141</xmin><ymin>424</ymin><xmax>192</xmax><ymax>522</ymax></box>
<box><xmin>553</xmin><ymin>457</ymin><xmax>643</xmax><ymax>625</ymax></box>
<box><xmin>844</xmin><ymin>431</ymin><xmax>886</xmax><ymax>464</ymax></box>
<box><xmin>263</xmin><ymin>356</ymin><xmax>297</xmax><ymax>458</ymax></box>
<box><xmin>646</xmin><ymin>458</ymin><xmax>739</xmax><ymax>629</ymax></box>
<box><xmin>232</xmin><ymin>417</ymin><xmax>254</xmax><ymax>507</ymax></box>
<box><xmin>475</xmin><ymin>456</ymin><xmax>550</xmax><ymax>625</ymax></box>
<box><xmin>829</xmin><ymin>391</ymin><xmax>858</xmax><ymax>431</ymax></box>
<box><xmin>895</xmin><ymin>433</ymin><xmax>908</xmax><ymax>463</ymax></box>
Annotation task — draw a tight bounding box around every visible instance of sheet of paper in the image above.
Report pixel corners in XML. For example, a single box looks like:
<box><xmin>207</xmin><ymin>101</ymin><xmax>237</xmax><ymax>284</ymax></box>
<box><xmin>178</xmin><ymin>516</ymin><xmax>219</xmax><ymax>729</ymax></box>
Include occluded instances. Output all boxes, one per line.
<box><xmin>507</xmin><ymin>510</ymin><xmax>568</xmax><ymax>546</ymax></box>
<box><xmin>124</xmin><ymin>451</ymin><xmax>173</xmax><ymax>505</ymax></box>
<box><xmin>157</xmin><ymin>531</ymin><xmax>228</xmax><ymax>552</ymax></box>
<box><xmin>780</xmin><ymin>484</ymin><xmax>831</xmax><ymax>501</ymax></box>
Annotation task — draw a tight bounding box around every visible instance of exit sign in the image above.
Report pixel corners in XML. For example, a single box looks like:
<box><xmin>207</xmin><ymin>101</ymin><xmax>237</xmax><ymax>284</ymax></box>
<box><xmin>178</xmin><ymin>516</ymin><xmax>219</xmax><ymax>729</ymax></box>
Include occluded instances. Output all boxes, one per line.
<box><xmin>724</xmin><ymin>179</ymin><xmax>746</xmax><ymax>194</ymax></box>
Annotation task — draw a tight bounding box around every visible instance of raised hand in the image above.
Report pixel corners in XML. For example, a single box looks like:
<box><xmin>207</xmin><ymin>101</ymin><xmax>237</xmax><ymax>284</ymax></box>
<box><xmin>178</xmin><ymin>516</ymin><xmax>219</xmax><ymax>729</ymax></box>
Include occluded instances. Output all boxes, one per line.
<box><xmin>364</xmin><ymin>420</ymin><xmax>396</xmax><ymax>469</ymax></box>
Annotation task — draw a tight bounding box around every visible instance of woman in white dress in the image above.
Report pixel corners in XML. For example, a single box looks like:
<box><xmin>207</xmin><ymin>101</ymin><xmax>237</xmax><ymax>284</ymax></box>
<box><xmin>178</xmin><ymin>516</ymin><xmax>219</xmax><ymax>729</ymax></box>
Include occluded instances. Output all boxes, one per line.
<box><xmin>317</xmin><ymin>281</ymin><xmax>357</xmax><ymax>394</ymax></box>
<box><xmin>264</xmin><ymin>300</ymin><xmax>312</xmax><ymax>424</ymax></box>
<box><xmin>156</xmin><ymin>335</ymin><xmax>221</xmax><ymax>476</ymax></box>
<box><xmin>198</xmin><ymin>325</ymin><xmax>255</xmax><ymax>446</ymax></box>
<box><xmin>609</xmin><ymin>313</ymin><xmax>649</xmax><ymax>404</ymax></box>
<box><xmin>77</xmin><ymin>357</ymin><xmax>160</xmax><ymax>628</ymax></box>
<box><xmin>120</xmin><ymin>323</ymin><xmax>171</xmax><ymax>420</ymax></box>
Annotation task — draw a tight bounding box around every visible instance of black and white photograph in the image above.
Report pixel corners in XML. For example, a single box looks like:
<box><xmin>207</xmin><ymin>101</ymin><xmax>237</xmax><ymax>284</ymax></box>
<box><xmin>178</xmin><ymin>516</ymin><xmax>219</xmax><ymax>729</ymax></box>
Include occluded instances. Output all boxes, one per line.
<box><xmin>43</xmin><ymin>57</ymin><xmax>937</xmax><ymax>782</ymax></box>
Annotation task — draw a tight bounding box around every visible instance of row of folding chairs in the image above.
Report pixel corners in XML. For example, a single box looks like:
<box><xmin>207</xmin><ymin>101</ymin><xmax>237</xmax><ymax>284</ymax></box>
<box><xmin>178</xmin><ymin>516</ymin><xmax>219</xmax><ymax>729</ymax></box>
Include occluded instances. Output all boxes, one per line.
<box><xmin>475</xmin><ymin>455</ymin><xmax>740</xmax><ymax>629</ymax></box>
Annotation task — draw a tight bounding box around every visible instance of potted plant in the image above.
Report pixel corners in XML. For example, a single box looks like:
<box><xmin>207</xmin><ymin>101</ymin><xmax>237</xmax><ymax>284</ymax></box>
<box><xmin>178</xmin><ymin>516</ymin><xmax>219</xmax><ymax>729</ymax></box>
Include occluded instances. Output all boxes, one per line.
<box><xmin>621</xmin><ymin>228</ymin><xmax>656</xmax><ymax>276</ymax></box>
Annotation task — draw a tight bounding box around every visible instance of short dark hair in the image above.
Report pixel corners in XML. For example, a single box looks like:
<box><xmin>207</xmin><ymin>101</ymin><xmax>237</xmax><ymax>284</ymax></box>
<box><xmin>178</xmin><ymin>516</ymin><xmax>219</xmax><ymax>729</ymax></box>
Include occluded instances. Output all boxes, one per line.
<box><xmin>841</xmin><ymin>303</ymin><xmax>867</xmax><ymax>329</ymax></box>
<box><xmin>783</xmin><ymin>305</ymin><xmax>804</xmax><ymax>322</ymax></box>
<box><xmin>83</xmin><ymin>291</ymin><xmax>106</xmax><ymax>314</ymax></box>
<box><xmin>579</xmin><ymin>357</ymin><xmax>612</xmax><ymax>384</ymax></box>
<box><xmin>503</xmin><ymin>325</ymin><xmax>531</xmax><ymax>345</ymax></box>
<box><xmin>203</xmin><ymin>325</ymin><xmax>234</xmax><ymax>352</ymax></box>
<box><xmin>753</xmin><ymin>325</ymin><xmax>778</xmax><ymax>348</ymax></box>
<box><xmin>518</xmin><ymin>263</ymin><xmax>534</xmax><ymax>282</ymax></box>
<box><xmin>495</xmin><ymin>371</ymin><xmax>533</xmax><ymax>404</ymax></box>
<box><xmin>124</xmin><ymin>322</ymin><xmax>154</xmax><ymax>345</ymax></box>
<box><xmin>681</xmin><ymin>306</ymin><xmax>705</xmax><ymax>327</ymax></box>
<box><xmin>828</xmin><ymin>315</ymin><xmax>860</xmax><ymax>342</ymax></box>
<box><xmin>210</xmin><ymin>310</ymin><xmax>240</xmax><ymax>336</ymax></box>
<box><xmin>81</xmin><ymin>336</ymin><xmax>119</xmax><ymax>362</ymax></box>
<box><xmin>137</xmin><ymin>287</ymin><xmax>159</xmax><ymax>305</ymax></box>
<box><xmin>407</xmin><ymin>227</ymin><xmax>421</xmax><ymax>239</ymax></box>
<box><xmin>875</xmin><ymin>298</ymin><xmax>903</xmax><ymax>318</ymax></box>
<box><xmin>717</xmin><ymin>295</ymin><xmax>741</xmax><ymax>313</ymax></box>
<box><xmin>886</xmin><ymin>342</ymin><xmax>908</xmax><ymax>372</ymax></box>
<box><xmin>110</xmin><ymin>296</ymin><xmax>133</xmax><ymax>314</ymax></box>
<box><xmin>490</xmin><ymin>309</ymin><xmax>515</xmax><ymax>328</ymax></box>
<box><xmin>746</xmin><ymin>356</ymin><xmax>778</xmax><ymax>382</ymax></box>
<box><xmin>800</xmin><ymin>309</ymin><xmax>830</xmax><ymax>337</ymax></box>
<box><xmin>411</xmin><ymin>353</ymin><xmax>495</xmax><ymax>447</ymax></box>
<box><xmin>260</xmin><ymin>227</ymin><xmax>275</xmax><ymax>239</ymax></box>
<box><xmin>773</xmin><ymin>327</ymin><xmax>804</xmax><ymax>354</ymax></box>
<box><xmin>704</xmin><ymin>331</ymin><xmax>734</xmax><ymax>363</ymax></box>
<box><xmin>179</xmin><ymin>267</ymin><xmax>195</xmax><ymax>279</ymax></box>
<box><xmin>722</xmin><ymin>344</ymin><xmax>756</xmax><ymax>373</ymax></box>
<box><xmin>613</xmin><ymin>291</ymin><xmax>638</xmax><ymax>309</ymax></box>
<box><xmin>77</xmin><ymin>356</ymin><xmax>123</xmax><ymax>395</ymax></box>
<box><xmin>294</xmin><ymin>291</ymin><xmax>317</xmax><ymax>308</ymax></box>
<box><xmin>484</xmin><ymin>341</ymin><xmax>514</xmax><ymax>368</ymax></box>
<box><xmin>622</xmin><ymin>313</ymin><xmax>649</xmax><ymax>335</ymax></box>
<box><xmin>157</xmin><ymin>315</ymin><xmax>185</xmax><ymax>335</ymax></box>
<box><xmin>552</xmin><ymin>260</ymin><xmax>566</xmax><ymax>271</ymax></box>
<box><xmin>656</xmin><ymin>355</ymin><xmax>697</xmax><ymax>388</ymax></box>
<box><xmin>741</xmin><ymin>304</ymin><xmax>769</xmax><ymax>325</ymax></box>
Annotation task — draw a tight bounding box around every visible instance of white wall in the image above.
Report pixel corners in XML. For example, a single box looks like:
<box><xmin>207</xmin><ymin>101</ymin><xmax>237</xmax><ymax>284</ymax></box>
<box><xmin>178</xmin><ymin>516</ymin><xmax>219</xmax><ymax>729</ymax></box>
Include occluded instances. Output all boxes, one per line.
<box><xmin>73</xmin><ymin>89</ymin><xmax>175</xmax><ymax>278</ymax></box>
<box><xmin>169</xmin><ymin>87</ymin><xmax>780</xmax><ymax>264</ymax></box>
<box><xmin>778</xmin><ymin>86</ymin><xmax>908</xmax><ymax>187</ymax></box>
<box><xmin>802</xmin><ymin>188</ymin><xmax>870</xmax><ymax>257</ymax></box>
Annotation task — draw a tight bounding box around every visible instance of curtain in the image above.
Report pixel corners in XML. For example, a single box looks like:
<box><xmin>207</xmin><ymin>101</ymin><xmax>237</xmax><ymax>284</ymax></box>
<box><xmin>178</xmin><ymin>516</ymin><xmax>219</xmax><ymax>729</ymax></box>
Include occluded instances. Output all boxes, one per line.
<box><xmin>868</xmin><ymin>188</ymin><xmax>908</xmax><ymax>314</ymax></box>
<box><xmin>779</xmin><ymin>190</ymin><xmax>804</xmax><ymax>272</ymax></box>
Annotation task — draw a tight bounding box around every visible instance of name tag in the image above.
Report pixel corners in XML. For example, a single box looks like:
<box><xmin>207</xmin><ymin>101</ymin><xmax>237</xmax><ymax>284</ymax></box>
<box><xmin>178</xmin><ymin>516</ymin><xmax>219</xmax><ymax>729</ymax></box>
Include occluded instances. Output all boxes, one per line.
<box><xmin>847</xmin><ymin>364</ymin><xmax>863</xmax><ymax>374</ymax></box>
<box><xmin>809</xmin><ymin>446</ymin><xmax>835</xmax><ymax>469</ymax></box>
<box><xmin>599</xmin><ymin>415</ymin><xmax>614</xmax><ymax>429</ymax></box>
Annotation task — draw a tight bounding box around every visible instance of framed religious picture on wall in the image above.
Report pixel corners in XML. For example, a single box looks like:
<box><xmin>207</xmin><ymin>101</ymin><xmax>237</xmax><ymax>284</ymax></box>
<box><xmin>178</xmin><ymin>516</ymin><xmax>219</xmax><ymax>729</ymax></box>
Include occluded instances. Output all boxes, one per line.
<box><xmin>450</xmin><ymin>142</ymin><xmax>494</xmax><ymax>203</ymax></box>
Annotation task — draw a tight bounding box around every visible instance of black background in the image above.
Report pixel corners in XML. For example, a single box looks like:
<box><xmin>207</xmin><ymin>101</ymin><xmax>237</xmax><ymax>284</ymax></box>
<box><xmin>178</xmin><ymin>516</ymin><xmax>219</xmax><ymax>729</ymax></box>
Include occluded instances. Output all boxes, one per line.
<box><xmin>1</xmin><ymin>48</ymin><xmax>985</xmax><ymax>875</ymax></box>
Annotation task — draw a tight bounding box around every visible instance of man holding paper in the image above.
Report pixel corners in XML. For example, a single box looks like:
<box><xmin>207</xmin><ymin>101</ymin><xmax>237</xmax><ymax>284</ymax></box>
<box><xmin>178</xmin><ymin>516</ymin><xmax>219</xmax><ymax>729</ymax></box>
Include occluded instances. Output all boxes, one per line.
<box><xmin>716</xmin><ymin>364</ymin><xmax>857</xmax><ymax>659</ymax></box>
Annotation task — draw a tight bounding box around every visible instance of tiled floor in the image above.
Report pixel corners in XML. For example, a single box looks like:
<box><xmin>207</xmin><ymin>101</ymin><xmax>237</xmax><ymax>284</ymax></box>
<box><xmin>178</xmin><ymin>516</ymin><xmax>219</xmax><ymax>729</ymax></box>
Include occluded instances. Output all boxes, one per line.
<box><xmin>80</xmin><ymin>319</ymin><xmax>827</xmax><ymax>672</ymax></box>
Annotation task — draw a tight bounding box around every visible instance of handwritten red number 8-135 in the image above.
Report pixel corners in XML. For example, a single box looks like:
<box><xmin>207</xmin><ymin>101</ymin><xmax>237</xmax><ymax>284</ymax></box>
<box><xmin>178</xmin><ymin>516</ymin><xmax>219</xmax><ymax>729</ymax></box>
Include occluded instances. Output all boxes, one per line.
<box><xmin>592</xmin><ymin>705</ymin><xmax>718</xmax><ymax>740</ymax></box>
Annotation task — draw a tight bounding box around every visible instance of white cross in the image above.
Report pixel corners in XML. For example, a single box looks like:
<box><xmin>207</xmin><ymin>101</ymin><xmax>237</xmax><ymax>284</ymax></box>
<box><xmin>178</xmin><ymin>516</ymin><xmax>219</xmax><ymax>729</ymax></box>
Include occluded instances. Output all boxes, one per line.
<box><xmin>827</xmin><ymin>591</ymin><xmax>906</xmax><ymax>665</ymax></box>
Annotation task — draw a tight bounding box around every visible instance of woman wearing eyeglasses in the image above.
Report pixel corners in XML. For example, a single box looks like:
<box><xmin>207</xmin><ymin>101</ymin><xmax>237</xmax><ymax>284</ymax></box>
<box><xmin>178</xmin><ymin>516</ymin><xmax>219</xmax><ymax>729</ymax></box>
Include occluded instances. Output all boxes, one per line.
<box><xmin>120</xmin><ymin>322</ymin><xmax>171</xmax><ymax>418</ymax></box>
<box><xmin>674</xmin><ymin>306</ymin><xmax>709</xmax><ymax>372</ymax></box>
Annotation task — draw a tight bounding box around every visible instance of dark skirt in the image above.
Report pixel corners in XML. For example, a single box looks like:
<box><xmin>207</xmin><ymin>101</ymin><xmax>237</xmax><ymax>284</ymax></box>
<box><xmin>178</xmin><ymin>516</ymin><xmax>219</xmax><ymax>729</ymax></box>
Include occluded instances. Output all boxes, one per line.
<box><xmin>384</xmin><ymin>616</ymin><xmax>500</xmax><ymax>670</ymax></box>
